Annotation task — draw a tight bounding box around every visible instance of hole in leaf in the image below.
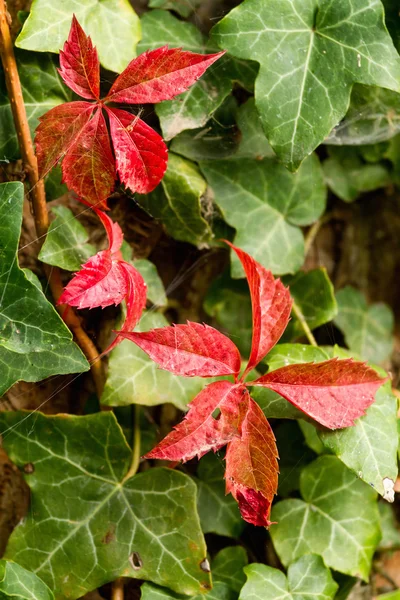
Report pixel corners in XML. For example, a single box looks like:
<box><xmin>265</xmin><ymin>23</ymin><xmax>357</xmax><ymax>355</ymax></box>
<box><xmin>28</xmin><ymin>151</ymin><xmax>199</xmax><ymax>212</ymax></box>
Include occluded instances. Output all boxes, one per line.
<box><xmin>200</xmin><ymin>558</ymin><xmax>211</xmax><ymax>573</ymax></box>
<box><xmin>23</xmin><ymin>463</ymin><xmax>34</xmax><ymax>474</ymax></box>
<box><xmin>212</xmin><ymin>408</ymin><xmax>221</xmax><ymax>420</ymax></box>
<box><xmin>129</xmin><ymin>551</ymin><xmax>143</xmax><ymax>570</ymax></box>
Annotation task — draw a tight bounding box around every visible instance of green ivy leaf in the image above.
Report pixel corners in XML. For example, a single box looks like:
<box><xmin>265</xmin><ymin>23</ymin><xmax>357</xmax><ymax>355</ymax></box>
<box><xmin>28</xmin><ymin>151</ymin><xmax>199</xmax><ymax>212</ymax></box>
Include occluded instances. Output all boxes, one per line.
<box><xmin>0</xmin><ymin>51</ymin><xmax>71</xmax><ymax>160</ymax></box>
<box><xmin>320</xmin><ymin>382</ymin><xmax>398</xmax><ymax>500</ymax></box>
<box><xmin>16</xmin><ymin>0</ymin><xmax>141</xmax><ymax>73</ymax></box>
<box><xmin>234</xmin><ymin>98</ymin><xmax>274</xmax><ymax>160</ymax></box>
<box><xmin>44</xmin><ymin>166</ymin><xmax>68</xmax><ymax>201</ymax></box>
<box><xmin>140</xmin><ymin>582</ymin><xmax>235</xmax><ymax>600</ymax></box>
<box><xmin>240</xmin><ymin>555</ymin><xmax>338</xmax><ymax>600</ymax></box>
<box><xmin>138</xmin><ymin>153</ymin><xmax>211</xmax><ymax>246</ymax></box>
<box><xmin>0</xmin><ymin>411</ymin><xmax>209</xmax><ymax>599</ymax></box>
<box><xmin>195</xmin><ymin>453</ymin><xmax>244</xmax><ymax>538</ymax></box>
<box><xmin>0</xmin><ymin>182</ymin><xmax>89</xmax><ymax>396</ymax></box>
<box><xmin>270</xmin><ymin>456</ymin><xmax>381</xmax><ymax>580</ymax></box>
<box><xmin>298</xmin><ymin>420</ymin><xmax>325</xmax><ymax>455</ymax></box>
<box><xmin>275</xmin><ymin>421</ymin><xmax>316</xmax><ymax>496</ymax></box>
<box><xmin>0</xmin><ymin>560</ymin><xmax>54</xmax><ymax>600</ymax></box>
<box><xmin>148</xmin><ymin>0</ymin><xmax>201</xmax><ymax>18</ymax></box>
<box><xmin>102</xmin><ymin>312</ymin><xmax>206</xmax><ymax>409</ymax></box>
<box><xmin>200</xmin><ymin>154</ymin><xmax>326</xmax><ymax>276</ymax></box>
<box><xmin>38</xmin><ymin>206</ymin><xmax>96</xmax><ymax>272</ymax></box>
<box><xmin>378</xmin><ymin>502</ymin><xmax>400</xmax><ymax>550</ymax></box>
<box><xmin>134</xmin><ymin>260</ymin><xmax>167</xmax><ymax>307</ymax></box>
<box><xmin>334</xmin><ymin>286</ymin><xmax>394</xmax><ymax>363</ymax></box>
<box><xmin>212</xmin><ymin>547</ymin><xmax>248</xmax><ymax>593</ymax></box>
<box><xmin>212</xmin><ymin>0</ymin><xmax>400</xmax><ymax>170</ymax></box>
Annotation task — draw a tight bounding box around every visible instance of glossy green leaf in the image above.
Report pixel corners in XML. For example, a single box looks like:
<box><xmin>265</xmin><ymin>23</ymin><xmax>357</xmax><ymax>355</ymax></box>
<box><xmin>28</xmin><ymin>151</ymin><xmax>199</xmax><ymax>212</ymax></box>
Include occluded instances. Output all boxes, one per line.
<box><xmin>270</xmin><ymin>456</ymin><xmax>381</xmax><ymax>580</ymax></box>
<box><xmin>140</xmin><ymin>582</ymin><xmax>235</xmax><ymax>600</ymax></box>
<box><xmin>200</xmin><ymin>154</ymin><xmax>326</xmax><ymax>276</ymax></box>
<box><xmin>138</xmin><ymin>153</ymin><xmax>211</xmax><ymax>246</ymax></box>
<box><xmin>240</xmin><ymin>555</ymin><xmax>338</xmax><ymax>600</ymax></box>
<box><xmin>195</xmin><ymin>453</ymin><xmax>244</xmax><ymax>538</ymax></box>
<box><xmin>213</xmin><ymin>0</ymin><xmax>400</xmax><ymax>170</ymax></box>
<box><xmin>102</xmin><ymin>311</ymin><xmax>206</xmax><ymax>409</ymax></box>
<box><xmin>212</xmin><ymin>546</ymin><xmax>248</xmax><ymax>593</ymax></box>
<box><xmin>148</xmin><ymin>0</ymin><xmax>200</xmax><ymax>18</ymax></box>
<box><xmin>38</xmin><ymin>206</ymin><xmax>96</xmax><ymax>272</ymax></box>
<box><xmin>134</xmin><ymin>260</ymin><xmax>167</xmax><ymax>307</ymax></box>
<box><xmin>0</xmin><ymin>411</ymin><xmax>209</xmax><ymax>599</ymax></box>
<box><xmin>234</xmin><ymin>98</ymin><xmax>274</xmax><ymax>160</ymax></box>
<box><xmin>275</xmin><ymin>421</ymin><xmax>316</xmax><ymax>496</ymax></box>
<box><xmin>16</xmin><ymin>0</ymin><xmax>140</xmax><ymax>73</ymax></box>
<box><xmin>0</xmin><ymin>182</ymin><xmax>89</xmax><ymax>396</ymax></box>
<box><xmin>0</xmin><ymin>560</ymin><xmax>54</xmax><ymax>600</ymax></box>
<box><xmin>0</xmin><ymin>51</ymin><xmax>71</xmax><ymax>160</ymax></box>
<box><xmin>334</xmin><ymin>286</ymin><xmax>394</xmax><ymax>363</ymax></box>
<box><xmin>44</xmin><ymin>165</ymin><xmax>68</xmax><ymax>201</ymax></box>
<box><xmin>378</xmin><ymin>502</ymin><xmax>400</xmax><ymax>550</ymax></box>
<box><xmin>298</xmin><ymin>420</ymin><xmax>325</xmax><ymax>455</ymax></box>
<box><xmin>320</xmin><ymin>382</ymin><xmax>398</xmax><ymax>500</ymax></box>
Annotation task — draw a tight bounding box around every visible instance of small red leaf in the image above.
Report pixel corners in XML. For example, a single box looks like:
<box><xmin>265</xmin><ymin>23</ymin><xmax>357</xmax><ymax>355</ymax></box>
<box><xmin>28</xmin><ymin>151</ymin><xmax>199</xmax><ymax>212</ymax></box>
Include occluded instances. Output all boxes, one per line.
<box><xmin>145</xmin><ymin>381</ymin><xmax>248</xmax><ymax>462</ymax></box>
<box><xmin>225</xmin><ymin>397</ymin><xmax>278</xmax><ymax>527</ymax></box>
<box><xmin>59</xmin><ymin>15</ymin><xmax>100</xmax><ymax>100</ymax></box>
<box><xmin>62</xmin><ymin>109</ymin><xmax>116</xmax><ymax>209</ymax></box>
<box><xmin>35</xmin><ymin>101</ymin><xmax>94</xmax><ymax>178</ymax></box>
<box><xmin>90</xmin><ymin>205</ymin><xmax>124</xmax><ymax>255</ymax></box>
<box><xmin>107</xmin><ymin>107</ymin><xmax>168</xmax><ymax>194</ymax></box>
<box><xmin>252</xmin><ymin>359</ymin><xmax>388</xmax><ymax>429</ymax></box>
<box><xmin>226</xmin><ymin>242</ymin><xmax>292</xmax><ymax>374</ymax></box>
<box><xmin>106</xmin><ymin>46</ymin><xmax>224</xmax><ymax>104</ymax></box>
<box><xmin>120</xmin><ymin>322</ymin><xmax>241</xmax><ymax>378</ymax></box>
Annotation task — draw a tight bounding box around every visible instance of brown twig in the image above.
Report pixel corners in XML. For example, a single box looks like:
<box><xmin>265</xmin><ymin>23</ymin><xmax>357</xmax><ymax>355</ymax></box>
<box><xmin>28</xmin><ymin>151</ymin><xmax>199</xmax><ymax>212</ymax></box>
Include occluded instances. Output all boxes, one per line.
<box><xmin>0</xmin><ymin>0</ymin><xmax>104</xmax><ymax>398</ymax></box>
<box><xmin>111</xmin><ymin>577</ymin><xmax>125</xmax><ymax>600</ymax></box>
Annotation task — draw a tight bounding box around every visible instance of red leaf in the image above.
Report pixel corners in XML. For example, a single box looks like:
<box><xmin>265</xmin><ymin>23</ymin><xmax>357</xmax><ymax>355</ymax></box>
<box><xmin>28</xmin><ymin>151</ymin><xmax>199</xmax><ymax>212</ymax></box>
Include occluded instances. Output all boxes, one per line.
<box><xmin>145</xmin><ymin>381</ymin><xmax>248</xmax><ymax>462</ymax></box>
<box><xmin>107</xmin><ymin>107</ymin><xmax>168</xmax><ymax>194</ymax></box>
<box><xmin>90</xmin><ymin>205</ymin><xmax>124</xmax><ymax>255</ymax></box>
<box><xmin>225</xmin><ymin>397</ymin><xmax>278</xmax><ymax>527</ymax></box>
<box><xmin>252</xmin><ymin>359</ymin><xmax>388</xmax><ymax>429</ymax></box>
<box><xmin>226</xmin><ymin>242</ymin><xmax>292</xmax><ymax>374</ymax></box>
<box><xmin>62</xmin><ymin>109</ymin><xmax>115</xmax><ymax>209</ymax></box>
<box><xmin>106</xmin><ymin>46</ymin><xmax>224</xmax><ymax>104</ymax></box>
<box><xmin>120</xmin><ymin>322</ymin><xmax>241</xmax><ymax>378</ymax></box>
<box><xmin>59</xmin><ymin>15</ymin><xmax>100</xmax><ymax>100</ymax></box>
<box><xmin>35</xmin><ymin>101</ymin><xmax>94</xmax><ymax>178</ymax></box>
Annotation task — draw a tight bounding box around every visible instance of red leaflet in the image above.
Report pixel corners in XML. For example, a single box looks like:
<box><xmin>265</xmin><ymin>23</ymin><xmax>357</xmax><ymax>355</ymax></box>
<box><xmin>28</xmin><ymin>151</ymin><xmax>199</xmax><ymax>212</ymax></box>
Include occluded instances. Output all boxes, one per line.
<box><xmin>145</xmin><ymin>381</ymin><xmax>248</xmax><ymax>462</ymax></box>
<box><xmin>36</xmin><ymin>17</ymin><xmax>223</xmax><ymax>206</ymax></box>
<box><xmin>106</xmin><ymin>46</ymin><xmax>225</xmax><ymax>104</ymax></box>
<box><xmin>225</xmin><ymin>397</ymin><xmax>278</xmax><ymax>527</ymax></box>
<box><xmin>252</xmin><ymin>359</ymin><xmax>387</xmax><ymax>429</ymax></box>
<box><xmin>107</xmin><ymin>107</ymin><xmax>168</xmax><ymax>194</ymax></box>
<box><xmin>227</xmin><ymin>242</ymin><xmax>292</xmax><ymax>375</ymax></box>
<box><xmin>59</xmin><ymin>15</ymin><xmax>100</xmax><ymax>100</ymax></box>
<box><xmin>62</xmin><ymin>109</ymin><xmax>115</xmax><ymax>210</ymax></box>
<box><xmin>121</xmin><ymin>322</ymin><xmax>242</xmax><ymax>378</ymax></box>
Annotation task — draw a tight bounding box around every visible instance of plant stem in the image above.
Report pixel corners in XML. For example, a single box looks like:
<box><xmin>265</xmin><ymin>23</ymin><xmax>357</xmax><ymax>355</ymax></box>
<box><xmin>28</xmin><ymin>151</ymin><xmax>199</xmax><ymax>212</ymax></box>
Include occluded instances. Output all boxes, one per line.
<box><xmin>0</xmin><ymin>0</ymin><xmax>104</xmax><ymax>398</ymax></box>
<box><xmin>123</xmin><ymin>404</ymin><xmax>141</xmax><ymax>482</ymax></box>
<box><xmin>292</xmin><ymin>300</ymin><xmax>318</xmax><ymax>347</ymax></box>
<box><xmin>304</xmin><ymin>212</ymin><xmax>332</xmax><ymax>257</ymax></box>
<box><xmin>111</xmin><ymin>577</ymin><xmax>125</xmax><ymax>600</ymax></box>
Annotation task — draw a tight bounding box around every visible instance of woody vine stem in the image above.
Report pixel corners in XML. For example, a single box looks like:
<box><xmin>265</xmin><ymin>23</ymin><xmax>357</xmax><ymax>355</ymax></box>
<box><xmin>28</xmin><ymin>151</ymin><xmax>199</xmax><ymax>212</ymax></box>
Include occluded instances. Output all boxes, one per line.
<box><xmin>0</xmin><ymin>0</ymin><xmax>105</xmax><ymax>397</ymax></box>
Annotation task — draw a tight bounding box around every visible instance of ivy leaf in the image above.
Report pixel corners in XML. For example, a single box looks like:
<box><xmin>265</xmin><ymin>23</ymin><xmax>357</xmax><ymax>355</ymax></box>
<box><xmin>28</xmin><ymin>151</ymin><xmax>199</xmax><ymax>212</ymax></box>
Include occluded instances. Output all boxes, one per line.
<box><xmin>195</xmin><ymin>453</ymin><xmax>244</xmax><ymax>538</ymax></box>
<box><xmin>270</xmin><ymin>456</ymin><xmax>381</xmax><ymax>580</ymax></box>
<box><xmin>148</xmin><ymin>0</ymin><xmax>201</xmax><ymax>18</ymax></box>
<box><xmin>140</xmin><ymin>582</ymin><xmax>235</xmax><ymax>600</ymax></box>
<box><xmin>0</xmin><ymin>411</ymin><xmax>210</xmax><ymax>599</ymax></box>
<box><xmin>102</xmin><ymin>312</ymin><xmax>207</xmax><ymax>410</ymax></box>
<box><xmin>0</xmin><ymin>560</ymin><xmax>54</xmax><ymax>600</ymax></box>
<box><xmin>137</xmin><ymin>153</ymin><xmax>211</xmax><ymax>246</ymax></box>
<box><xmin>240</xmin><ymin>555</ymin><xmax>338</xmax><ymax>600</ymax></box>
<box><xmin>16</xmin><ymin>0</ymin><xmax>141</xmax><ymax>73</ymax></box>
<box><xmin>334</xmin><ymin>286</ymin><xmax>394</xmax><ymax>363</ymax></box>
<box><xmin>0</xmin><ymin>50</ymin><xmax>71</xmax><ymax>160</ymax></box>
<box><xmin>234</xmin><ymin>98</ymin><xmax>274</xmax><ymax>160</ymax></box>
<box><xmin>212</xmin><ymin>0</ymin><xmax>400</xmax><ymax>170</ymax></box>
<box><xmin>0</xmin><ymin>182</ymin><xmax>89</xmax><ymax>396</ymax></box>
<box><xmin>212</xmin><ymin>546</ymin><xmax>248</xmax><ymax>593</ymax></box>
<box><xmin>133</xmin><ymin>259</ymin><xmax>167</xmax><ymax>307</ymax></box>
<box><xmin>38</xmin><ymin>206</ymin><xmax>96</xmax><ymax>272</ymax></box>
<box><xmin>200</xmin><ymin>154</ymin><xmax>326</xmax><ymax>276</ymax></box>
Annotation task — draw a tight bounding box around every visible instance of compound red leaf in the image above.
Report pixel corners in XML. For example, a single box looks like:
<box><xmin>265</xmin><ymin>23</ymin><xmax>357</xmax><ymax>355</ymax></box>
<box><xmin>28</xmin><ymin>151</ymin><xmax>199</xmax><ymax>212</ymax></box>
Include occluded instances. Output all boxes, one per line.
<box><xmin>35</xmin><ymin>101</ymin><xmax>94</xmax><ymax>179</ymax></box>
<box><xmin>106</xmin><ymin>46</ymin><xmax>225</xmax><ymax>104</ymax></box>
<box><xmin>252</xmin><ymin>359</ymin><xmax>388</xmax><ymax>429</ymax></box>
<box><xmin>120</xmin><ymin>322</ymin><xmax>241</xmax><ymax>378</ymax></box>
<box><xmin>225</xmin><ymin>396</ymin><xmax>278</xmax><ymax>528</ymax></box>
<box><xmin>107</xmin><ymin>107</ymin><xmax>168</xmax><ymax>194</ymax></box>
<box><xmin>226</xmin><ymin>242</ymin><xmax>292</xmax><ymax>374</ymax></box>
<box><xmin>62</xmin><ymin>108</ymin><xmax>116</xmax><ymax>209</ymax></box>
<box><xmin>59</xmin><ymin>15</ymin><xmax>100</xmax><ymax>100</ymax></box>
<box><xmin>145</xmin><ymin>381</ymin><xmax>248</xmax><ymax>462</ymax></box>
<box><xmin>58</xmin><ymin>250</ymin><xmax>127</xmax><ymax>310</ymax></box>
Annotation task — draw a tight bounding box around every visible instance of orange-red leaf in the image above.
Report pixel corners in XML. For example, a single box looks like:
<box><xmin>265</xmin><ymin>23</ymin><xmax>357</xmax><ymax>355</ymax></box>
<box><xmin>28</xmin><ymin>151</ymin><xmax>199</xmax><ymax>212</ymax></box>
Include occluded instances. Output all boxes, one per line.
<box><xmin>225</xmin><ymin>397</ymin><xmax>278</xmax><ymax>527</ymax></box>
<box><xmin>62</xmin><ymin>109</ymin><xmax>115</xmax><ymax>209</ymax></box>
<box><xmin>59</xmin><ymin>15</ymin><xmax>100</xmax><ymax>100</ymax></box>
<box><xmin>145</xmin><ymin>381</ymin><xmax>248</xmax><ymax>462</ymax></box>
<box><xmin>107</xmin><ymin>107</ymin><xmax>168</xmax><ymax>194</ymax></box>
<box><xmin>120</xmin><ymin>322</ymin><xmax>241</xmax><ymax>378</ymax></box>
<box><xmin>106</xmin><ymin>46</ymin><xmax>224</xmax><ymax>104</ymax></box>
<box><xmin>252</xmin><ymin>358</ymin><xmax>388</xmax><ymax>429</ymax></box>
